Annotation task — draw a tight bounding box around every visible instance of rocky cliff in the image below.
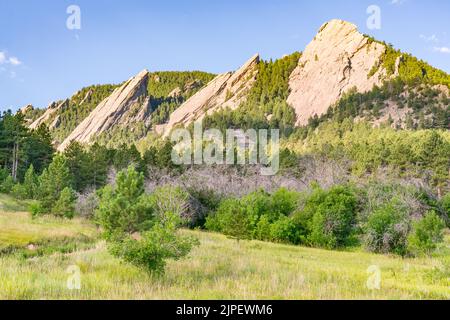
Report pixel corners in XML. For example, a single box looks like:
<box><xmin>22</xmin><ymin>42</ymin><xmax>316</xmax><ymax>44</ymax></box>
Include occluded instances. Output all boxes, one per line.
<box><xmin>30</xmin><ymin>100</ymin><xmax>69</xmax><ymax>130</ymax></box>
<box><xmin>162</xmin><ymin>54</ymin><xmax>260</xmax><ymax>136</ymax></box>
<box><xmin>287</xmin><ymin>19</ymin><xmax>387</xmax><ymax>125</ymax></box>
<box><xmin>58</xmin><ymin>69</ymin><xmax>151</xmax><ymax>150</ymax></box>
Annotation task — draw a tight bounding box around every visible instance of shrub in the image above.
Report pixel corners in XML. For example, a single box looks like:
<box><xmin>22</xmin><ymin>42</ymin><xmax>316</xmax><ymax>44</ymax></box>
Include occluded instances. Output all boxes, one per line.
<box><xmin>255</xmin><ymin>215</ymin><xmax>272</xmax><ymax>241</ymax></box>
<box><xmin>364</xmin><ymin>200</ymin><xmax>410</xmax><ymax>255</ymax></box>
<box><xmin>269</xmin><ymin>216</ymin><xmax>301</xmax><ymax>244</ymax></box>
<box><xmin>109</xmin><ymin>211</ymin><xmax>198</xmax><ymax>274</ymax></box>
<box><xmin>270</xmin><ymin>188</ymin><xmax>300</xmax><ymax>217</ymax></box>
<box><xmin>206</xmin><ymin>198</ymin><xmax>251</xmax><ymax>240</ymax></box>
<box><xmin>297</xmin><ymin>185</ymin><xmax>357</xmax><ymax>249</ymax></box>
<box><xmin>407</xmin><ymin>211</ymin><xmax>445</xmax><ymax>256</ymax></box>
<box><xmin>0</xmin><ymin>175</ymin><xmax>14</xmax><ymax>194</ymax></box>
<box><xmin>96</xmin><ymin>166</ymin><xmax>197</xmax><ymax>274</ymax></box>
<box><xmin>75</xmin><ymin>190</ymin><xmax>99</xmax><ymax>218</ymax></box>
<box><xmin>95</xmin><ymin>166</ymin><xmax>154</xmax><ymax>239</ymax></box>
<box><xmin>52</xmin><ymin>187</ymin><xmax>77</xmax><ymax>218</ymax></box>
<box><xmin>29</xmin><ymin>201</ymin><xmax>46</xmax><ymax>218</ymax></box>
<box><xmin>11</xmin><ymin>184</ymin><xmax>28</xmax><ymax>200</ymax></box>
<box><xmin>149</xmin><ymin>185</ymin><xmax>189</xmax><ymax>221</ymax></box>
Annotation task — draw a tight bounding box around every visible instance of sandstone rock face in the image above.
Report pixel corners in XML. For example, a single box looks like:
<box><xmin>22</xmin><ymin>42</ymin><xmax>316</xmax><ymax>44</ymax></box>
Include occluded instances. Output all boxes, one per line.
<box><xmin>287</xmin><ymin>19</ymin><xmax>387</xmax><ymax>125</ymax></box>
<box><xmin>58</xmin><ymin>69</ymin><xmax>150</xmax><ymax>151</ymax></box>
<box><xmin>19</xmin><ymin>104</ymin><xmax>34</xmax><ymax>115</ymax></box>
<box><xmin>30</xmin><ymin>100</ymin><xmax>68</xmax><ymax>130</ymax></box>
<box><xmin>163</xmin><ymin>54</ymin><xmax>259</xmax><ymax>137</ymax></box>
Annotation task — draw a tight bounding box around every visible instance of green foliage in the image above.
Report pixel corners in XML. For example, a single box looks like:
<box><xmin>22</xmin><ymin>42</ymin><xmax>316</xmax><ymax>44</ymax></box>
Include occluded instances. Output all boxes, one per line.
<box><xmin>37</xmin><ymin>155</ymin><xmax>73</xmax><ymax>214</ymax></box>
<box><xmin>51</xmin><ymin>187</ymin><xmax>77</xmax><ymax>218</ymax></box>
<box><xmin>0</xmin><ymin>112</ymin><xmax>54</xmax><ymax>182</ymax></box>
<box><xmin>0</xmin><ymin>175</ymin><xmax>14</xmax><ymax>193</ymax></box>
<box><xmin>364</xmin><ymin>200</ymin><xmax>410</xmax><ymax>256</ymax></box>
<box><xmin>300</xmin><ymin>185</ymin><xmax>357</xmax><ymax>249</ymax></box>
<box><xmin>202</xmin><ymin>52</ymin><xmax>301</xmax><ymax>136</ymax></box>
<box><xmin>368</xmin><ymin>40</ymin><xmax>450</xmax><ymax>87</ymax></box>
<box><xmin>96</xmin><ymin>165</ymin><xmax>197</xmax><ymax>274</ymax></box>
<box><xmin>29</xmin><ymin>201</ymin><xmax>46</xmax><ymax>218</ymax></box>
<box><xmin>108</xmin><ymin>211</ymin><xmax>198</xmax><ymax>275</ymax></box>
<box><xmin>95</xmin><ymin>166</ymin><xmax>153</xmax><ymax>239</ymax></box>
<box><xmin>23</xmin><ymin>165</ymin><xmax>38</xmax><ymax>199</ymax></box>
<box><xmin>407</xmin><ymin>211</ymin><xmax>445</xmax><ymax>256</ymax></box>
<box><xmin>206</xmin><ymin>188</ymin><xmax>302</xmax><ymax>243</ymax></box>
<box><xmin>147</xmin><ymin>71</ymin><xmax>215</xmax><ymax>126</ymax></box>
<box><xmin>269</xmin><ymin>216</ymin><xmax>301</xmax><ymax>244</ymax></box>
<box><xmin>51</xmin><ymin>84</ymin><xmax>118</xmax><ymax>144</ymax></box>
<box><xmin>11</xmin><ymin>183</ymin><xmax>28</xmax><ymax>200</ymax></box>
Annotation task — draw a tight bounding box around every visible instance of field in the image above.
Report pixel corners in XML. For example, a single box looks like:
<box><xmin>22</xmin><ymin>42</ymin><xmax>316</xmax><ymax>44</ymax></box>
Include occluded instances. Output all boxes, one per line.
<box><xmin>0</xmin><ymin>194</ymin><xmax>449</xmax><ymax>300</ymax></box>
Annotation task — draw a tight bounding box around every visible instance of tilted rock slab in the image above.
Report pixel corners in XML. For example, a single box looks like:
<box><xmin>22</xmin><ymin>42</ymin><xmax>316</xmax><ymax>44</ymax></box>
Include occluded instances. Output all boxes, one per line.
<box><xmin>29</xmin><ymin>100</ymin><xmax>68</xmax><ymax>130</ymax></box>
<box><xmin>58</xmin><ymin>69</ymin><xmax>150</xmax><ymax>151</ymax></box>
<box><xmin>287</xmin><ymin>19</ymin><xmax>386</xmax><ymax>126</ymax></box>
<box><xmin>163</xmin><ymin>54</ymin><xmax>260</xmax><ymax>137</ymax></box>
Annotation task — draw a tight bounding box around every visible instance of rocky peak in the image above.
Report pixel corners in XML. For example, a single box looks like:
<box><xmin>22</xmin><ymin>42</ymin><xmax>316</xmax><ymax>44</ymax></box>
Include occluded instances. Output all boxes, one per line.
<box><xmin>29</xmin><ymin>99</ymin><xmax>69</xmax><ymax>130</ymax></box>
<box><xmin>19</xmin><ymin>104</ymin><xmax>34</xmax><ymax>115</ymax></box>
<box><xmin>163</xmin><ymin>54</ymin><xmax>260</xmax><ymax>136</ymax></box>
<box><xmin>58</xmin><ymin>69</ymin><xmax>150</xmax><ymax>150</ymax></box>
<box><xmin>287</xmin><ymin>19</ymin><xmax>387</xmax><ymax>125</ymax></box>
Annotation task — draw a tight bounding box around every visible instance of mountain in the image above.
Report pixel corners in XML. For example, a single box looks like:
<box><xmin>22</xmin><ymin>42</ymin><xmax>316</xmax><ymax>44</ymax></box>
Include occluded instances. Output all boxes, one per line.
<box><xmin>20</xmin><ymin>19</ymin><xmax>449</xmax><ymax>149</ymax></box>
<box><xmin>162</xmin><ymin>54</ymin><xmax>260</xmax><ymax>137</ymax></box>
<box><xmin>58</xmin><ymin>70</ymin><xmax>151</xmax><ymax>150</ymax></box>
<box><xmin>287</xmin><ymin>19</ymin><xmax>387</xmax><ymax>126</ymax></box>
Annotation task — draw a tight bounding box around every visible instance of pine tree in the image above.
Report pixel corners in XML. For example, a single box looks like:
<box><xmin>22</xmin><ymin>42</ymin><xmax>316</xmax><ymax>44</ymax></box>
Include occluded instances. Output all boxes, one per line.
<box><xmin>37</xmin><ymin>155</ymin><xmax>73</xmax><ymax>212</ymax></box>
<box><xmin>23</xmin><ymin>164</ymin><xmax>38</xmax><ymax>199</ymax></box>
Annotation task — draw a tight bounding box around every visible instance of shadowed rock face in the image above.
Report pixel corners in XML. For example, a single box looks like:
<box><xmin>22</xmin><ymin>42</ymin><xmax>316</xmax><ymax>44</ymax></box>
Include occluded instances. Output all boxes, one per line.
<box><xmin>162</xmin><ymin>54</ymin><xmax>260</xmax><ymax>137</ymax></box>
<box><xmin>58</xmin><ymin>69</ymin><xmax>150</xmax><ymax>151</ymax></box>
<box><xmin>287</xmin><ymin>19</ymin><xmax>387</xmax><ymax>126</ymax></box>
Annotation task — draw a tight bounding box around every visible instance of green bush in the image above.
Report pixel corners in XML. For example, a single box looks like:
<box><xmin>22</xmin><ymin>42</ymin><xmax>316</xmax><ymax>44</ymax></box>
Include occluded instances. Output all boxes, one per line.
<box><xmin>206</xmin><ymin>198</ymin><xmax>251</xmax><ymax>240</ymax></box>
<box><xmin>109</xmin><ymin>211</ymin><xmax>198</xmax><ymax>275</ymax></box>
<box><xmin>95</xmin><ymin>166</ymin><xmax>154</xmax><ymax>240</ymax></box>
<box><xmin>0</xmin><ymin>175</ymin><xmax>14</xmax><ymax>194</ymax></box>
<box><xmin>294</xmin><ymin>185</ymin><xmax>357</xmax><ymax>249</ymax></box>
<box><xmin>96</xmin><ymin>166</ymin><xmax>197</xmax><ymax>274</ymax></box>
<box><xmin>407</xmin><ymin>211</ymin><xmax>445</xmax><ymax>256</ymax></box>
<box><xmin>269</xmin><ymin>216</ymin><xmax>301</xmax><ymax>244</ymax></box>
<box><xmin>364</xmin><ymin>200</ymin><xmax>410</xmax><ymax>255</ymax></box>
<box><xmin>52</xmin><ymin>187</ymin><xmax>77</xmax><ymax>218</ymax></box>
<box><xmin>11</xmin><ymin>184</ymin><xmax>28</xmax><ymax>200</ymax></box>
<box><xmin>29</xmin><ymin>201</ymin><xmax>46</xmax><ymax>218</ymax></box>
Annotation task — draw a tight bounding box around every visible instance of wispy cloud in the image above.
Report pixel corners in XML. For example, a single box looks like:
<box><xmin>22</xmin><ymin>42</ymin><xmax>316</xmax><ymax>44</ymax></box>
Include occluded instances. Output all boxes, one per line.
<box><xmin>8</xmin><ymin>57</ymin><xmax>21</xmax><ymax>66</ymax></box>
<box><xmin>0</xmin><ymin>52</ymin><xmax>6</xmax><ymax>64</ymax></box>
<box><xmin>420</xmin><ymin>34</ymin><xmax>439</xmax><ymax>43</ymax></box>
<box><xmin>433</xmin><ymin>47</ymin><xmax>450</xmax><ymax>54</ymax></box>
<box><xmin>390</xmin><ymin>0</ymin><xmax>407</xmax><ymax>5</ymax></box>
<box><xmin>0</xmin><ymin>51</ymin><xmax>22</xmax><ymax>66</ymax></box>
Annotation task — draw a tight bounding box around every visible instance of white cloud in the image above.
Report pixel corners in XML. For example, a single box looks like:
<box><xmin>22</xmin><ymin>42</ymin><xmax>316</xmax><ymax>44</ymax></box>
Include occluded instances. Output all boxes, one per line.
<box><xmin>420</xmin><ymin>34</ymin><xmax>439</xmax><ymax>43</ymax></box>
<box><xmin>0</xmin><ymin>51</ymin><xmax>22</xmax><ymax>66</ymax></box>
<box><xmin>8</xmin><ymin>57</ymin><xmax>21</xmax><ymax>66</ymax></box>
<box><xmin>391</xmin><ymin>0</ymin><xmax>406</xmax><ymax>5</ymax></box>
<box><xmin>433</xmin><ymin>47</ymin><xmax>450</xmax><ymax>54</ymax></box>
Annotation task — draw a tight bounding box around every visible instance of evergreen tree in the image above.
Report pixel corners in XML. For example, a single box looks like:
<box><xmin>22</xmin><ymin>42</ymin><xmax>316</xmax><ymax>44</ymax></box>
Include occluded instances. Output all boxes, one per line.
<box><xmin>37</xmin><ymin>155</ymin><xmax>73</xmax><ymax>212</ymax></box>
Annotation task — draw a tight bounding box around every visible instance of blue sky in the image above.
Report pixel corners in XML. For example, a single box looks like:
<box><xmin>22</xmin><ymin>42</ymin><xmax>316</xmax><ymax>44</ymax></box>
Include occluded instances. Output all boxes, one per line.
<box><xmin>1</xmin><ymin>0</ymin><xmax>449</xmax><ymax>111</ymax></box>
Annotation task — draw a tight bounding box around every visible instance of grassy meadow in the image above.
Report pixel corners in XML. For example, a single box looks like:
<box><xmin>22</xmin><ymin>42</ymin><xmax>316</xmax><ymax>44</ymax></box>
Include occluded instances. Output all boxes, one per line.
<box><xmin>0</xmin><ymin>193</ymin><xmax>448</xmax><ymax>300</ymax></box>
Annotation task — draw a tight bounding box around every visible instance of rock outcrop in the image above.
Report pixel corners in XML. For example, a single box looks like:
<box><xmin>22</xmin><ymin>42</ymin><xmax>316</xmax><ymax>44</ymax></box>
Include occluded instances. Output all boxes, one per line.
<box><xmin>163</xmin><ymin>54</ymin><xmax>259</xmax><ymax>136</ymax></box>
<box><xmin>287</xmin><ymin>19</ymin><xmax>387</xmax><ymax>125</ymax></box>
<box><xmin>30</xmin><ymin>100</ymin><xmax>68</xmax><ymax>130</ymax></box>
<box><xmin>58</xmin><ymin>69</ymin><xmax>151</xmax><ymax>151</ymax></box>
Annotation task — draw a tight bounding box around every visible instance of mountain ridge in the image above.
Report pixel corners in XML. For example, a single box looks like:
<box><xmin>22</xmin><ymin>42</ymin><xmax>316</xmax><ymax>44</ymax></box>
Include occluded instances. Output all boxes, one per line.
<box><xmin>18</xmin><ymin>19</ymin><xmax>450</xmax><ymax>149</ymax></box>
